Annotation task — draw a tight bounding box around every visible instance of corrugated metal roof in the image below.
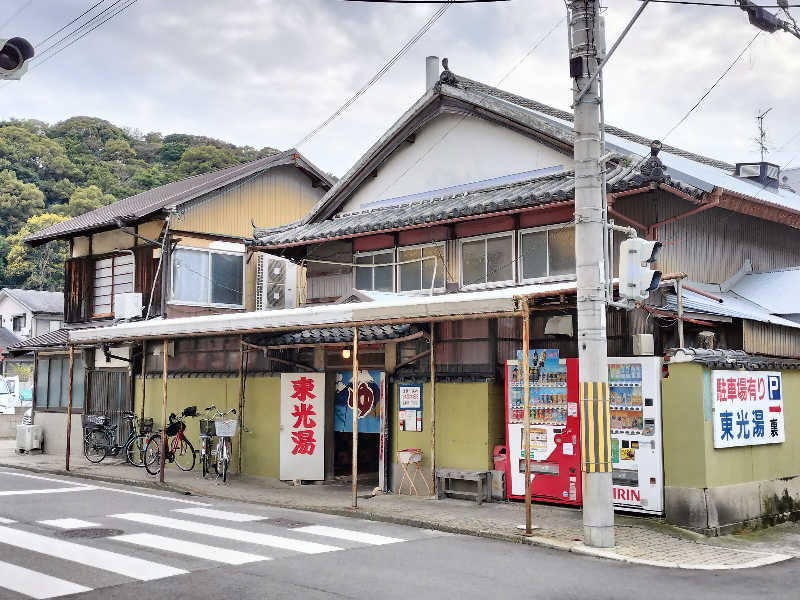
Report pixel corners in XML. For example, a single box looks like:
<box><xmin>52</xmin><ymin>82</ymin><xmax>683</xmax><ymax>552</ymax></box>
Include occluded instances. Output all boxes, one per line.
<box><xmin>729</xmin><ymin>267</ymin><xmax>800</xmax><ymax>316</ymax></box>
<box><xmin>0</xmin><ymin>288</ymin><xmax>63</xmax><ymax>314</ymax></box>
<box><xmin>0</xmin><ymin>328</ymin><xmax>20</xmax><ymax>353</ymax></box>
<box><xmin>248</xmin><ymin>323</ymin><xmax>422</xmax><ymax>347</ymax></box>
<box><xmin>5</xmin><ymin>328</ymin><xmax>69</xmax><ymax>354</ymax></box>
<box><xmin>25</xmin><ymin>149</ymin><xmax>334</xmax><ymax>245</ymax></box>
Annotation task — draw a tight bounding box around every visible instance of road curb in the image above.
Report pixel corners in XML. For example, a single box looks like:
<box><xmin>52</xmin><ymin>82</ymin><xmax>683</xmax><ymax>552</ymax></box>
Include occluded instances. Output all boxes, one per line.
<box><xmin>0</xmin><ymin>461</ymin><xmax>792</xmax><ymax>570</ymax></box>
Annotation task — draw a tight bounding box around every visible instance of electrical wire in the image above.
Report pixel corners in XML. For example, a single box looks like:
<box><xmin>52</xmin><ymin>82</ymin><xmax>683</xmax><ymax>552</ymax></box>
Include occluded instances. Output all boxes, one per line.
<box><xmin>636</xmin><ymin>1</ymin><xmax>800</xmax><ymax>6</ymax></box>
<box><xmin>35</xmin><ymin>0</ymin><xmax>109</xmax><ymax>47</ymax></box>
<box><xmin>293</xmin><ymin>3</ymin><xmax>451</xmax><ymax>148</ymax></box>
<box><xmin>34</xmin><ymin>0</ymin><xmax>127</xmax><ymax>61</ymax></box>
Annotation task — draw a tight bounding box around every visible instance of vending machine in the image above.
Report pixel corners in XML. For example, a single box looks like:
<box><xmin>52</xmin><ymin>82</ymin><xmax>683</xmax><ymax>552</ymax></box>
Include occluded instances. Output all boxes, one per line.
<box><xmin>608</xmin><ymin>356</ymin><xmax>664</xmax><ymax>514</ymax></box>
<box><xmin>504</xmin><ymin>350</ymin><xmax>581</xmax><ymax>505</ymax></box>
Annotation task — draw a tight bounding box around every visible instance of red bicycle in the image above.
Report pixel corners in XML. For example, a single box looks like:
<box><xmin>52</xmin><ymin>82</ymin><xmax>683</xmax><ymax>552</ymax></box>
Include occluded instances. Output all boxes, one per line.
<box><xmin>144</xmin><ymin>406</ymin><xmax>197</xmax><ymax>474</ymax></box>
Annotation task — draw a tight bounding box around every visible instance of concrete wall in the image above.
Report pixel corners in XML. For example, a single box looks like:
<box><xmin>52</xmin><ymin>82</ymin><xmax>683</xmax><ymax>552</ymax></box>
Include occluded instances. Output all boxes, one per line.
<box><xmin>343</xmin><ymin>114</ymin><xmax>572</xmax><ymax>212</ymax></box>
<box><xmin>34</xmin><ymin>411</ymin><xmax>83</xmax><ymax>457</ymax></box>
<box><xmin>662</xmin><ymin>362</ymin><xmax>800</xmax><ymax>533</ymax></box>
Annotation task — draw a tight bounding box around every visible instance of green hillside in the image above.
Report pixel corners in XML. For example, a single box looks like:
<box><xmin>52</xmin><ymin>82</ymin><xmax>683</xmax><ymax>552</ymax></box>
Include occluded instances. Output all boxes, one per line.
<box><xmin>0</xmin><ymin>116</ymin><xmax>278</xmax><ymax>291</ymax></box>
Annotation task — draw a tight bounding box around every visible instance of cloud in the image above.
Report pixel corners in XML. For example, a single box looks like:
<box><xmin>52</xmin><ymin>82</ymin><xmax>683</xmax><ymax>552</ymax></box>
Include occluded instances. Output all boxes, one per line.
<box><xmin>3</xmin><ymin>0</ymin><xmax>799</xmax><ymax>176</ymax></box>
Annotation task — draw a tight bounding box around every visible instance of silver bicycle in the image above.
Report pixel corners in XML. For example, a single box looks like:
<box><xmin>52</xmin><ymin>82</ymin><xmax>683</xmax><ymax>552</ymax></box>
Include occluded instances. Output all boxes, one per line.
<box><xmin>204</xmin><ymin>405</ymin><xmax>237</xmax><ymax>483</ymax></box>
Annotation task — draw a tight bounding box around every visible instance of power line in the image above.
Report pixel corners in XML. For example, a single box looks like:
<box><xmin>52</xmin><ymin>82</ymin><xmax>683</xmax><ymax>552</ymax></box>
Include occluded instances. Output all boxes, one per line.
<box><xmin>34</xmin><ymin>0</ymin><xmax>128</xmax><ymax>62</ymax></box>
<box><xmin>36</xmin><ymin>0</ymin><xmax>109</xmax><ymax>47</ymax></box>
<box><xmin>293</xmin><ymin>3</ymin><xmax>450</xmax><ymax>148</ymax></box>
<box><xmin>637</xmin><ymin>1</ymin><xmax>800</xmax><ymax>6</ymax></box>
<box><xmin>0</xmin><ymin>0</ymin><xmax>33</xmax><ymax>31</ymax></box>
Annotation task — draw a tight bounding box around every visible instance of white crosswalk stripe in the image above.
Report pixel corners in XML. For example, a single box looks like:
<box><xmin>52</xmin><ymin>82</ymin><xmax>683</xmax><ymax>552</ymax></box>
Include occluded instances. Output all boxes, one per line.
<box><xmin>0</xmin><ymin>517</ymin><xmax>15</xmax><ymax>524</ymax></box>
<box><xmin>293</xmin><ymin>525</ymin><xmax>406</xmax><ymax>545</ymax></box>
<box><xmin>111</xmin><ymin>512</ymin><xmax>342</xmax><ymax>554</ymax></box>
<box><xmin>173</xmin><ymin>507</ymin><xmax>267</xmax><ymax>522</ymax></box>
<box><xmin>38</xmin><ymin>518</ymin><xmax>100</xmax><ymax>529</ymax></box>
<box><xmin>0</xmin><ymin>524</ymin><xmax>187</xmax><ymax>581</ymax></box>
<box><xmin>112</xmin><ymin>532</ymin><xmax>271</xmax><ymax>565</ymax></box>
<box><xmin>0</xmin><ymin>560</ymin><xmax>91</xmax><ymax>599</ymax></box>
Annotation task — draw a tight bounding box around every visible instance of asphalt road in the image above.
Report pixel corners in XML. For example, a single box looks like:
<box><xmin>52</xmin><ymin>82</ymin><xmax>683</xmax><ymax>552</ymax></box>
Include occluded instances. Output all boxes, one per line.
<box><xmin>0</xmin><ymin>466</ymin><xmax>795</xmax><ymax>600</ymax></box>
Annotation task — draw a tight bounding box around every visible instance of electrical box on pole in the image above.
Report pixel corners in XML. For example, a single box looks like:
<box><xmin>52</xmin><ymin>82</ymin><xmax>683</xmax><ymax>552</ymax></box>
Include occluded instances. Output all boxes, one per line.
<box><xmin>619</xmin><ymin>238</ymin><xmax>662</xmax><ymax>301</ymax></box>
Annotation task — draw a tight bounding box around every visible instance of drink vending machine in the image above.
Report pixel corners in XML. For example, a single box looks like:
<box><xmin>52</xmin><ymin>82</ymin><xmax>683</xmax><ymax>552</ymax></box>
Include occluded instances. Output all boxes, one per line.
<box><xmin>504</xmin><ymin>350</ymin><xmax>581</xmax><ymax>505</ymax></box>
<box><xmin>608</xmin><ymin>356</ymin><xmax>664</xmax><ymax>514</ymax></box>
<box><xmin>504</xmin><ymin>352</ymin><xmax>664</xmax><ymax>514</ymax></box>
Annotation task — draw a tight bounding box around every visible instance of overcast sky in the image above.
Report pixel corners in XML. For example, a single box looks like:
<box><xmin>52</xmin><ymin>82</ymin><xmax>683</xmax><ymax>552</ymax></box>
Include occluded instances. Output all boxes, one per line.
<box><xmin>3</xmin><ymin>0</ymin><xmax>800</xmax><ymax>177</ymax></box>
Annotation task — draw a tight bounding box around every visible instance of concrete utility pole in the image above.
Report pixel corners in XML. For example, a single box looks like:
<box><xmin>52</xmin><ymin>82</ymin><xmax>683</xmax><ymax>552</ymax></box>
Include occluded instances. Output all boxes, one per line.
<box><xmin>568</xmin><ymin>0</ymin><xmax>614</xmax><ymax>548</ymax></box>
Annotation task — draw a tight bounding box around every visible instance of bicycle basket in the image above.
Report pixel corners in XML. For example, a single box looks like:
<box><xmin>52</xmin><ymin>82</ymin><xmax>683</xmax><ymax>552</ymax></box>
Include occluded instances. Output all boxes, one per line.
<box><xmin>199</xmin><ymin>419</ymin><xmax>216</xmax><ymax>436</ymax></box>
<box><xmin>214</xmin><ymin>419</ymin><xmax>238</xmax><ymax>438</ymax></box>
<box><xmin>81</xmin><ymin>414</ymin><xmax>109</xmax><ymax>429</ymax></box>
<box><xmin>139</xmin><ymin>417</ymin><xmax>154</xmax><ymax>434</ymax></box>
<box><xmin>164</xmin><ymin>420</ymin><xmax>184</xmax><ymax>437</ymax></box>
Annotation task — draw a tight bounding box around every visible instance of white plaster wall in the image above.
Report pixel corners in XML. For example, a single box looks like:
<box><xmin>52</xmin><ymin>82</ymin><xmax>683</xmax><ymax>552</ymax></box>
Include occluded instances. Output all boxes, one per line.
<box><xmin>0</xmin><ymin>296</ymin><xmax>32</xmax><ymax>339</ymax></box>
<box><xmin>35</xmin><ymin>411</ymin><xmax>83</xmax><ymax>457</ymax></box>
<box><xmin>343</xmin><ymin>114</ymin><xmax>573</xmax><ymax>212</ymax></box>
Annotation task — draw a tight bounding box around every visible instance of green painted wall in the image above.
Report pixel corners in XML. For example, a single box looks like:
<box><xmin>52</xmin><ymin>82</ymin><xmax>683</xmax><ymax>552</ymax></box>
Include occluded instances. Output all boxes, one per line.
<box><xmin>134</xmin><ymin>375</ymin><xmax>281</xmax><ymax>479</ymax></box>
<box><xmin>663</xmin><ymin>363</ymin><xmax>800</xmax><ymax>489</ymax></box>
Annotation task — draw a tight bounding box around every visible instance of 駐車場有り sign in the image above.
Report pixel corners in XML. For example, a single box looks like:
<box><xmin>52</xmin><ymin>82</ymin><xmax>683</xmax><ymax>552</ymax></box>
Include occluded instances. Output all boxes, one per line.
<box><xmin>712</xmin><ymin>370</ymin><xmax>784</xmax><ymax>448</ymax></box>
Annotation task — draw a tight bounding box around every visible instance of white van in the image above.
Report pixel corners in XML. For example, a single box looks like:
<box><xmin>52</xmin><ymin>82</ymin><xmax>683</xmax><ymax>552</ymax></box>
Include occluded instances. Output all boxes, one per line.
<box><xmin>0</xmin><ymin>378</ymin><xmax>15</xmax><ymax>414</ymax></box>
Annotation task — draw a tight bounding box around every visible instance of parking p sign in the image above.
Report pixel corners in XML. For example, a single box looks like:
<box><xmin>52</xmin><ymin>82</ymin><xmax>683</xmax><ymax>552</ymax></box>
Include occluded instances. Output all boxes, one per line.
<box><xmin>768</xmin><ymin>375</ymin><xmax>781</xmax><ymax>400</ymax></box>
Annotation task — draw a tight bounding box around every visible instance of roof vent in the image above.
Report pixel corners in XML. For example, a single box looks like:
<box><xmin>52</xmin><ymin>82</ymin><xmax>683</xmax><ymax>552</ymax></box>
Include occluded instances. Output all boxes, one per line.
<box><xmin>734</xmin><ymin>161</ymin><xmax>780</xmax><ymax>190</ymax></box>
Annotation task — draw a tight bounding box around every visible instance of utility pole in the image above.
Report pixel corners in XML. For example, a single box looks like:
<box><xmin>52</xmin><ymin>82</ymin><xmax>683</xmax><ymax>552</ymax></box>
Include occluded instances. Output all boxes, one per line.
<box><xmin>568</xmin><ymin>0</ymin><xmax>614</xmax><ymax>548</ymax></box>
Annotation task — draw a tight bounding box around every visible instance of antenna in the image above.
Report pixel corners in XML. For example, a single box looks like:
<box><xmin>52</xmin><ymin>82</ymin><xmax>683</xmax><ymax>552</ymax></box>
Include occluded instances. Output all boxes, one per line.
<box><xmin>754</xmin><ymin>107</ymin><xmax>772</xmax><ymax>162</ymax></box>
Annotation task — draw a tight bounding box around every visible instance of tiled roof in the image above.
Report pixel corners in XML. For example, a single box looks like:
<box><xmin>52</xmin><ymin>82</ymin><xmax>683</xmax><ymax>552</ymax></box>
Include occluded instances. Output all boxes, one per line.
<box><xmin>1</xmin><ymin>288</ymin><xmax>63</xmax><ymax>314</ymax></box>
<box><xmin>252</xmin><ymin>158</ymin><xmax>703</xmax><ymax>247</ymax></box>
<box><xmin>248</xmin><ymin>323</ymin><xmax>422</xmax><ymax>347</ymax></box>
<box><xmin>0</xmin><ymin>328</ymin><xmax>20</xmax><ymax>353</ymax></box>
<box><xmin>5</xmin><ymin>328</ymin><xmax>69</xmax><ymax>354</ymax></box>
<box><xmin>25</xmin><ymin>149</ymin><xmax>334</xmax><ymax>245</ymax></box>
<box><xmin>668</xmin><ymin>348</ymin><xmax>800</xmax><ymax>370</ymax></box>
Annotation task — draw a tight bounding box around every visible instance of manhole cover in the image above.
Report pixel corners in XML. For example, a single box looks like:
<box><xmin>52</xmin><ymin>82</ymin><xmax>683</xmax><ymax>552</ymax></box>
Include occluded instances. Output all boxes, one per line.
<box><xmin>269</xmin><ymin>518</ymin><xmax>310</xmax><ymax>528</ymax></box>
<box><xmin>57</xmin><ymin>528</ymin><xmax>124</xmax><ymax>539</ymax></box>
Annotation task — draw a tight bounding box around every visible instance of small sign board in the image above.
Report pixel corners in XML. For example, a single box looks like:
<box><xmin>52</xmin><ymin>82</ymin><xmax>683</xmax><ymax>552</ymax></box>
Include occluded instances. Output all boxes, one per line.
<box><xmin>398</xmin><ymin>384</ymin><xmax>423</xmax><ymax>431</ymax></box>
<box><xmin>711</xmin><ymin>370</ymin><xmax>784</xmax><ymax>448</ymax></box>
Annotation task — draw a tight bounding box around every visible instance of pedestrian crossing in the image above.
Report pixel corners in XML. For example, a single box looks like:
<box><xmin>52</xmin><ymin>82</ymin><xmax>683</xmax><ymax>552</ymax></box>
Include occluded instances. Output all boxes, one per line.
<box><xmin>0</xmin><ymin>505</ymin><xmax>412</xmax><ymax>599</ymax></box>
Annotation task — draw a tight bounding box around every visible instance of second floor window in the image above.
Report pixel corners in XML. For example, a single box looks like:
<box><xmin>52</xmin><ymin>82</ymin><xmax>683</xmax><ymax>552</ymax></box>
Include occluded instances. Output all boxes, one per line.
<box><xmin>354</xmin><ymin>249</ymin><xmax>394</xmax><ymax>292</ymax></box>
<box><xmin>93</xmin><ymin>254</ymin><xmax>134</xmax><ymax>317</ymax></box>
<box><xmin>519</xmin><ymin>225</ymin><xmax>576</xmax><ymax>281</ymax></box>
<box><xmin>460</xmin><ymin>232</ymin><xmax>515</xmax><ymax>288</ymax></box>
<box><xmin>12</xmin><ymin>314</ymin><xmax>25</xmax><ymax>332</ymax></box>
<box><xmin>171</xmin><ymin>247</ymin><xmax>244</xmax><ymax>307</ymax></box>
<box><xmin>398</xmin><ymin>243</ymin><xmax>445</xmax><ymax>292</ymax></box>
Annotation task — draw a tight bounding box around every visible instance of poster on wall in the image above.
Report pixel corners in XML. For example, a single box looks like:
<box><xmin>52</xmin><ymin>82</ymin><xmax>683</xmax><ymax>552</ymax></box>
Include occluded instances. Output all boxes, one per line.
<box><xmin>279</xmin><ymin>372</ymin><xmax>326</xmax><ymax>480</ymax></box>
<box><xmin>334</xmin><ymin>370</ymin><xmax>385</xmax><ymax>433</ymax></box>
<box><xmin>712</xmin><ymin>370</ymin><xmax>785</xmax><ymax>448</ymax></box>
<box><xmin>398</xmin><ymin>384</ymin><xmax>423</xmax><ymax>432</ymax></box>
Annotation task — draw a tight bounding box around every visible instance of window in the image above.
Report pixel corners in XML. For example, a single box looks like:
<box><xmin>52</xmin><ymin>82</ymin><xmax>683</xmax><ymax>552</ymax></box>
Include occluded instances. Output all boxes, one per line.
<box><xmin>93</xmin><ymin>254</ymin><xmax>134</xmax><ymax>316</ymax></box>
<box><xmin>49</xmin><ymin>320</ymin><xmax>61</xmax><ymax>332</ymax></box>
<box><xmin>459</xmin><ymin>233</ymin><xmax>515</xmax><ymax>288</ymax></box>
<box><xmin>354</xmin><ymin>249</ymin><xmax>394</xmax><ymax>292</ymax></box>
<box><xmin>35</xmin><ymin>355</ymin><xmax>85</xmax><ymax>410</ymax></box>
<box><xmin>171</xmin><ymin>247</ymin><xmax>244</xmax><ymax>307</ymax></box>
<box><xmin>398</xmin><ymin>243</ymin><xmax>445</xmax><ymax>292</ymax></box>
<box><xmin>519</xmin><ymin>225</ymin><xmax>576</xmax><ymax>282</ymax></box>
<box><xmin>12</xmin><ymin>314</ymin><xmax>25</xmax><ymax>332</ymax></box>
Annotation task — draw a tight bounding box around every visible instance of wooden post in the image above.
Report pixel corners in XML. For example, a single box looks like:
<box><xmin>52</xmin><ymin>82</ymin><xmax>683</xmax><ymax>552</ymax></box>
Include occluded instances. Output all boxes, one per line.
<box><xmin>351</xmin><ymin>326</ymin><xmax>359</xmax><ymax>509</ymax></box>
<box><xmin>429</xmin><ymin>322</ymin><xmax>436</xmax><ymax>496</ymax></box>
<box><xmin>237</xmin><ymin>336</ymin><xmax>245</xmax><ymax>474</ymax></box>
<box><xmin>521</xmin><ymin>297</ymin><xmax>533</xmax><ymax>534</ymax></box>
<box><xmin>676</xmin><ymin>278</ymin><xmax>685</xmax><ymax>349</ymax></box>
<box><xmin>160</xmin><ymin>338</ymin><xmax>168</xmax><ymax>484</ymax></box>
<box><xmin>140</xmin><ymin>342</ymin><xmax>147</xmax><ymax>421</ymax></box>
<box><xmin>65</xmin><ymin>345</ymin><xmax>74</xmax><ymax>472</ymax></box>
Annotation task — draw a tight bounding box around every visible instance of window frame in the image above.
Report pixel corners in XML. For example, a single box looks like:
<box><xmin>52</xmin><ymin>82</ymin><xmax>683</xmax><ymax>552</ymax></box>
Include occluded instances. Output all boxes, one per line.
<box><xmin>11</xmin><ymin>314</ymin><xmax>26</xmax><ymax>333</ymax></box>
<box><xmin>458</xmin><ymin>231</ymin><xmax>516</xmax><ymax>290</ymax></box>
<box><xmin>352</xmin><ymin>248</ymin><xmax>396</xmax><ymax>293</ymax></box>
<box><xmin>34</xmin><ymin>353</ymin><xmax>85</xmax><ymax>412</ymax></box>
<box><xmin>517</xmin><ymin>223</ymin><xmax>577</xmax><ymax>284</ymax></box>
<box><xmin>396</xmin><ymin>241</ymin><xmax>447</xmax><ymax>295</ymax></box>
<box><xmin>169</xmin><ymin>245</ymin><xmax>246</xmax><ymax>309</ymax></box>
<box><xmin>92</xmin><ymin>251</ymin><xmax>135</xmax><ymax>318</ymax></box>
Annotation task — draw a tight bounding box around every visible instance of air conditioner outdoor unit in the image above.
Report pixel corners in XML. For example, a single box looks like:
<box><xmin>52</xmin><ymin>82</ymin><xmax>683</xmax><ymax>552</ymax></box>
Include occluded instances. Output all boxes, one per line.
<box><xmin>114</xmin><ymin>292</ymin><xmax>142</xmax><ymax>320</ymax></box>
<box><xmin>256</xmin><ymin>253</ymin><xmax>297</xmax><ymax>311</ymax></box>
<box><xmin>16</xmin><ymin>423</ymin><xmax>42</xmax><ymax>452</ymax></box>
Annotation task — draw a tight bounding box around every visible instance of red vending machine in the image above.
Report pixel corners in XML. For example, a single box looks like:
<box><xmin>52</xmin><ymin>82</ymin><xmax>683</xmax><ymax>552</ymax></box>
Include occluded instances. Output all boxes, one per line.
<box><xmin>504</xmin><ymin>351</ymin><xmax>581</xmax><ymax>505</ymax></box>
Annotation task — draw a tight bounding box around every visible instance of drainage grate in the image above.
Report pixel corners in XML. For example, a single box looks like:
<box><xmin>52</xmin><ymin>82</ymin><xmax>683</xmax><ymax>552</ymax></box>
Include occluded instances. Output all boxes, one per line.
<box><xmin>269</xmin><ymin>518</ymin><xmax>310</xmax><ymax>529</ymax></box>
<box><xmin>57</xmin><ymin>528</ymin><xmax>124</xmax><ymax>539</ymax></box>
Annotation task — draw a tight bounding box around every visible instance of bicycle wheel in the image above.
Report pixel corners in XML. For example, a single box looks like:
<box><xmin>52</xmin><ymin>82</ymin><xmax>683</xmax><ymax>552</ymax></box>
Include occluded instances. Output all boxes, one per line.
<box><xmin>221</xmin><ymin>439</ymin><xmax>231</xmax><ymax>483</ymax></box>
<box><xmin>125</xmin><ymin>435</ymin><xmax>147</xmax><ymax>467</ymax></box>
<box><xmin>84</xmin><ymin>430</ymin><xmax>109</xmax><ymax>463</ymax></box>
<box><xmin>144</xmin><ymin>435</ymin><xmax>162</xmax><ymax>475</ymax></box>
<box><xmin>213</xmin><ymin>440</ymin><xmax>224</xmax><ymax>477</ymax></box>
<box><xmin>173</xmin><ymin>437</ymin><xmax>196</xmax><ymax>471</ymax></box>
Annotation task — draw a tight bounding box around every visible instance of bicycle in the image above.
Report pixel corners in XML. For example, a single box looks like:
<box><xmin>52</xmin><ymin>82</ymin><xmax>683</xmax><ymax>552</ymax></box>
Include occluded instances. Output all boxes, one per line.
<box><xmin>143</xmin><ymin>406</ymin><xmax>197</xmax><ymax>475</ymax></box>
<box><xmin>205</xmin><ymin>405</ymin><xmax>237</xmax><ymax>483</ymax></box>
<box><xmin>82</xmin><ymin>412</ymin><xmax>153</xmax><ymax>466</ymax></box>
<box><xmin>198</xmin><ymin>406</ymin><xmax>216</xmax><ymax>478</ymax></box>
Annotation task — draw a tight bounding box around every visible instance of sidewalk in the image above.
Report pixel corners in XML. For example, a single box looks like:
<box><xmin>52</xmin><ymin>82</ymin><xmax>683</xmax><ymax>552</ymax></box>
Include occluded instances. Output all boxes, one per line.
<box><xmin>0</xmin><ymin>439</ymin><xmax>794</xmax><ymax>570</ymax></box>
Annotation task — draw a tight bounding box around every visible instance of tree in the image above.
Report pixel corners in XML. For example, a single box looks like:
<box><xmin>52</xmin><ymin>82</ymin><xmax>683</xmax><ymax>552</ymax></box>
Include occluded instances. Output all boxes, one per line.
<box><xmin>53</xmin><ymin>185</ymin><xmax>115</xmax><ymax>218</ymax></box>
<box><xmin>5</xmin><ymin>213</ymin><xmax>68</xmax><ymax>290</ymax></box>
<box><xmin>176</xmin><ymin>145</ymin><xmax>239</xmax><ymax>176</ymax></box>
<box><xmin>0</xmin><ymin>169</ymin><xmax>45</xmax><ymax>237</ymax></box>
<box><xmin>103</xmin><ymin>138</ymin><xmax>136</xmax><ymax>162</ymax></box>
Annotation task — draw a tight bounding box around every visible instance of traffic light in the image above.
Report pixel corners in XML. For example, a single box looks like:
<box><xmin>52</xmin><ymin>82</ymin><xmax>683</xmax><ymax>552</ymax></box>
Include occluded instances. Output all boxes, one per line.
<box><xmin>0</xmin><ymin>37</ymin><xmax>34</xmax><ymax>80</ymax></box>
<box><xmin>619</xmin><ymin>237</ymin><xmax>662</xmax><ymax>301</ymax></box>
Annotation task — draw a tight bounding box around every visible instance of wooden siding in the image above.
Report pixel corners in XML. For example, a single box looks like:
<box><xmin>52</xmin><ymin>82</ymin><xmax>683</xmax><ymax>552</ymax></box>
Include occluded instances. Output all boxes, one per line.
<box><xmin>743</xmin><ymin>321</ymin><xmax>800</xmax><ymax>359</ymax></box>
<box><xmin>175</xmin><ymin>165</ymin><xmax>324</xmax><ymax>238</ymax></box>
<box><xmin>64</xmin><ymin>257</ymin><xmax>94</xmax><ymax>323</ymax></box>
<box><xmin>613</xmin><ymin>191</ymin><xmax>800</xmax><ymax>283</ymax></box>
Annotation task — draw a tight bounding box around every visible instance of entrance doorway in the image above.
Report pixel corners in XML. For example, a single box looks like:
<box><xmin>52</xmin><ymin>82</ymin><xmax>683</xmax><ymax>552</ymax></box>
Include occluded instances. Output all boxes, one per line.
<box><xmin>332</xmin><ymin>369</ymin><xmax>388</xmax><ymax>490</ymax></box>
